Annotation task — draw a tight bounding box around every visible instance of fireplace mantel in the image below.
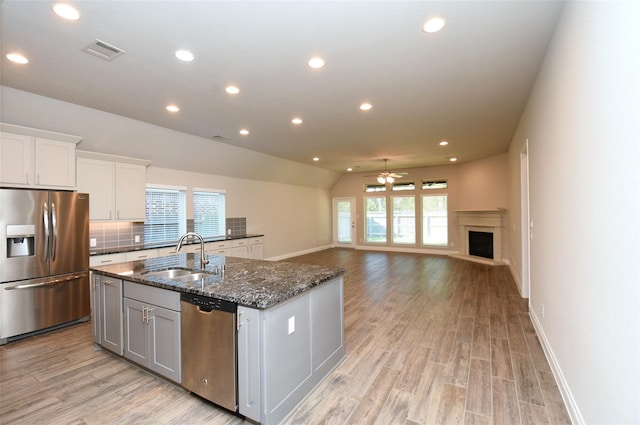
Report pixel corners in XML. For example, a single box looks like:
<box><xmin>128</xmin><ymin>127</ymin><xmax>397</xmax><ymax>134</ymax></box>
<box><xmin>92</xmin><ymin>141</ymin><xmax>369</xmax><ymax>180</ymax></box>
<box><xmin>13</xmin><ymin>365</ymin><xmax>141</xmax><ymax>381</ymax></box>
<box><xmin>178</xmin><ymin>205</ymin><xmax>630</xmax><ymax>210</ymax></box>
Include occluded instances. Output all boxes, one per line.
<box><xmin>451</xmin><ymin>209</ymin><xmax>507</xmax><ymax>265</ymax></box>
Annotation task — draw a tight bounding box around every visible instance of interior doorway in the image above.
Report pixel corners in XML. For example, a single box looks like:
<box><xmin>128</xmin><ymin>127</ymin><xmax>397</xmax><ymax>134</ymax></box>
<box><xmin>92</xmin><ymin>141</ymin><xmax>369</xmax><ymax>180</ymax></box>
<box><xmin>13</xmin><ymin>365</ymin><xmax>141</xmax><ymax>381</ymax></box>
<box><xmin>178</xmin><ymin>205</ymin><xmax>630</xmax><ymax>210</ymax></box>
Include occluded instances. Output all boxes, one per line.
<box><xmin>333</xmin><ymin>197</ymin><xmax>356</xmax><ymax>248</ymax></box>
<box><xmin>520</xmin><ymin>140</ymin><xmax>531</xmax><ymax>300</ymax></box>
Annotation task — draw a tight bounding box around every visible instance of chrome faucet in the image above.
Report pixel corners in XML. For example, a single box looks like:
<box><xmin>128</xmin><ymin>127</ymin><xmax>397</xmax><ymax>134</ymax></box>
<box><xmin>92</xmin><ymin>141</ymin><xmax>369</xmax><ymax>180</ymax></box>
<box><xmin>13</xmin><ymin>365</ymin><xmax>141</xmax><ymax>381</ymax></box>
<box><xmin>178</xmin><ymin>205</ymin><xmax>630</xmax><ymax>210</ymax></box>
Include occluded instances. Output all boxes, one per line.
<box><xmin>176</xmin><ymin>232</ymin><xmax>209</xmax><ymax>269</ymax></box>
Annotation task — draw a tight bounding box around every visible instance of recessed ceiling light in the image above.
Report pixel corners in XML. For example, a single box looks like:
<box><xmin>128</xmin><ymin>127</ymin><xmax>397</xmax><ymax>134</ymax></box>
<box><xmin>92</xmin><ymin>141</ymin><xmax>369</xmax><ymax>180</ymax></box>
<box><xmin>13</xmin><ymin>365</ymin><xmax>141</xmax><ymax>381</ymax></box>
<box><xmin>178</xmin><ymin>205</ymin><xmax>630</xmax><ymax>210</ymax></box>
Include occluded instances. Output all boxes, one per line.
<box><xmin>313</xmin><ymin>157</ymin><xmax>320</xmax><ymax>162</ymax></box>
<box><xmin>239</xmin><ymin>129</ymin><xmax>250</xmax><ymax>135</ymax></box>
<box><xmin>347</xmin><ymin>168</ymin><xmax>353</xmax><ymax>172</ymax></box>
<box><xmin>291</xmin><ymin>117</ymin><xmax>303</xmax><ymax>125</ymax></box>
<box><xmin>6</xmin><ymin>53</ymin><xmax>29</xmax><ymax>64</ymax></box>
<box><xmin>166</xmin><ymin>104</ymin><xmax>180</xmax><ymax>112</ymax></box>
<box><xmin>360</xmin><ymin>103</ymin><xmax>373</xmax><ymax>111</ymax></box>
<box><xmin>423</xmin><ymin>17</ymin><xmax>446</xmax><ymax>33</ymax></box>
<box><xmin>175</xmin><ymin>50</ymin><xmax>194</xmax><ymax>62</ymax></box>
<box><xmin>225</xmin><ymin>85</ymin><xmax>240</xmax><ymax>95</ymax></box>
<box><xmin>308</xmin><ymin>57</ymin><xmax>325</xmax><ymax>69</ymax></box>
<box><xmin>439</xmin><ymin>140</ymin><xmax>448</xmax><ymax>146</ymax></box>
<box><xmin>53</xmin><ymin>4</ymin><xmax>80</xmax><ymax>20</ymax></box>
<box><xmin>449</xmin><ymin>157</ymin><xmax>458</xmax><ymax>162</ymax></box>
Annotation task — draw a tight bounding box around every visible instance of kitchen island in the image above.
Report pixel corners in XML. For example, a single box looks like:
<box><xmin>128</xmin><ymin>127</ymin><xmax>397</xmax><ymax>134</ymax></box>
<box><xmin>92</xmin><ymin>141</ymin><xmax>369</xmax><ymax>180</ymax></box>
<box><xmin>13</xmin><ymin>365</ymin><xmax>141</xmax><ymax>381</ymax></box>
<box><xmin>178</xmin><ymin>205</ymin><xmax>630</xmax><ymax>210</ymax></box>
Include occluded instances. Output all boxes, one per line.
<box><xmin>90</xmin><ymin>253</ymin><xmax>345</xmax><ymax>425</ymax></box>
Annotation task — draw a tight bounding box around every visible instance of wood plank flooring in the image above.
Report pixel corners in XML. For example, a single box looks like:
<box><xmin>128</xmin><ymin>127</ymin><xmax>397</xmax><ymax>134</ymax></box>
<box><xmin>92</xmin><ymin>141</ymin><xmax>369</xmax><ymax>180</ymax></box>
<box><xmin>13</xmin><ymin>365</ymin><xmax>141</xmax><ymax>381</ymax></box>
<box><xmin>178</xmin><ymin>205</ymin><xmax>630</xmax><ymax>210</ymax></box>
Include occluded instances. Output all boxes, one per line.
<box><xmin>0</xmin><ymin>249</ymin><xmax>571</xmax><ymax>424</ymax></box>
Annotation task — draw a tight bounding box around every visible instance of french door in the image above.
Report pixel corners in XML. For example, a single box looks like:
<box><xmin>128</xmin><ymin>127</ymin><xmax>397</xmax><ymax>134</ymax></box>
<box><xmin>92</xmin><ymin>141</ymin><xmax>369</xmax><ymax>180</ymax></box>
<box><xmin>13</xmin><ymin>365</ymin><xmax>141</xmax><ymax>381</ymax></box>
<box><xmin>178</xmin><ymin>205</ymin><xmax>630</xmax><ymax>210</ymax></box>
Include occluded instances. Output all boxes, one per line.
<box><xmin>333</xmin><ymin>197</ymin><xmax>356</xmax><ymax>248</ymax></box>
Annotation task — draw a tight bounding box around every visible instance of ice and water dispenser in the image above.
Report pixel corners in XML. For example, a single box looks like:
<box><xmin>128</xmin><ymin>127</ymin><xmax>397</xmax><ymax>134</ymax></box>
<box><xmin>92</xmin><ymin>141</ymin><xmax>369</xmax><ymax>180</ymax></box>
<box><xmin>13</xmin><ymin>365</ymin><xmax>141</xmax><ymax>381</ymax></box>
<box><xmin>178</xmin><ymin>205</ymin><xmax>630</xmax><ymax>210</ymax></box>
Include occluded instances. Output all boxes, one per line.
<box><xmin>6</xmin><ymin>225</ymin><xmax>35</xmax><ymax>257</ymax></box>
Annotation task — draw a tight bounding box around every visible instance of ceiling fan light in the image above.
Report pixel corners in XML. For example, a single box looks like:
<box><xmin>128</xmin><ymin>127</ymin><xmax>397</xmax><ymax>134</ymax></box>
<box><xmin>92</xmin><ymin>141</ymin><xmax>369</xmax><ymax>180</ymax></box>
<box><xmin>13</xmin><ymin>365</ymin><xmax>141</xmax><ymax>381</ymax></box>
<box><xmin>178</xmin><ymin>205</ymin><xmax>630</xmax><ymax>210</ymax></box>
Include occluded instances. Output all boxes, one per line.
<box><xmin>377</xmin><ymin>176</ymin><xmax>385</xmax><ymax>184</ymax></box>
<box><xmin>387</xmin><ymin>176</ymin><xmax>395</xmax><ymax>183</ymax></box>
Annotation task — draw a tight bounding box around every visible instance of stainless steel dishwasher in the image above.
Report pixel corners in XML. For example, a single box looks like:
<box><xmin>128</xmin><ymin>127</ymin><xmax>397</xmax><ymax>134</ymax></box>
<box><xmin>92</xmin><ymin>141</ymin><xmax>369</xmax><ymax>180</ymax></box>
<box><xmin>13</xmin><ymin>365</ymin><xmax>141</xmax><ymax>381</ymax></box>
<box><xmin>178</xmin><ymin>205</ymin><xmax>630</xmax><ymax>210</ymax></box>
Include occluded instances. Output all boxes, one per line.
<box><xmin>181</xmin><ymin>293</ymin><xmax>237</xmax><ymax>412</ymax></box>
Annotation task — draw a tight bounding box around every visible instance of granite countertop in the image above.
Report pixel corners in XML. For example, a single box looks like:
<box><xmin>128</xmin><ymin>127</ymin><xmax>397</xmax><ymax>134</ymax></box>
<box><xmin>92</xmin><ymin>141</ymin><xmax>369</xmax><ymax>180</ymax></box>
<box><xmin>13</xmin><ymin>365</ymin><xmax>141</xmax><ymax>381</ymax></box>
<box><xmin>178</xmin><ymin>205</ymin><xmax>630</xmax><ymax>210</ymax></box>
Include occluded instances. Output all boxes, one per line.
<box><xmin>90</xmin><ymin>253</ymin><xmax>345</xmax><ymax>309</ymax></box>
<box><xmin>89</xmin><ymin>234</ymin><xmax>264</xmax><ymax>256</ymax></box>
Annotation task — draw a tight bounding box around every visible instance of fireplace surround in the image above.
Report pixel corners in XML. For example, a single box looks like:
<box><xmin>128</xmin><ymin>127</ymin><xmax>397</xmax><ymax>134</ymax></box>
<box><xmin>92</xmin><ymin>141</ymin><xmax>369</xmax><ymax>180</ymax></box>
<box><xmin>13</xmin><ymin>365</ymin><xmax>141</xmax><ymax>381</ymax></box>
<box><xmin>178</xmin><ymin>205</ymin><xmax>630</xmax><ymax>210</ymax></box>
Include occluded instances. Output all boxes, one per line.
<box><xmin>452</xmin><ymin>209</ymin><xmax>506</xmax><ymax>265</ymax></box>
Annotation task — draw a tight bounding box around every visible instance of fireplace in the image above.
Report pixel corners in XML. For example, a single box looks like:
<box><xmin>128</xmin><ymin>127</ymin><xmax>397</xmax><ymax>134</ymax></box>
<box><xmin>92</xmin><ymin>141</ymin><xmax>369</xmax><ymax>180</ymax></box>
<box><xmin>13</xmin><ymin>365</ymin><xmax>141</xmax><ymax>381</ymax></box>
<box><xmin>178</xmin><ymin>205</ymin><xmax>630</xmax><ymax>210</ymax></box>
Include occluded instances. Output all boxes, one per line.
<box><xmin>469</xmin><ymin>231</ymin><xmax>494</xmax><ymax>259</ymax></box>
<box><xmin>453</xmin><ymin>209</ymin><xmax>506</xmax><ymax>265</ymax></box>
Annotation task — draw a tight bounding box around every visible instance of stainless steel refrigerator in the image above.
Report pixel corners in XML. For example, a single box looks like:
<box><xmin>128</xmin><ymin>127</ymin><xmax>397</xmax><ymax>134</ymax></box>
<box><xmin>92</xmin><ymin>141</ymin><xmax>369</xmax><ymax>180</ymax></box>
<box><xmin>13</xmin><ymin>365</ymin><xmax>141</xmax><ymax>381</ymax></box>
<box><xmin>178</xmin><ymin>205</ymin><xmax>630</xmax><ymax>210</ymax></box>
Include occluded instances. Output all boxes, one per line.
<box><xmin>0</xmin><ymin>188</ymin><xmax>90</xmax><ymax>344</ymax></box>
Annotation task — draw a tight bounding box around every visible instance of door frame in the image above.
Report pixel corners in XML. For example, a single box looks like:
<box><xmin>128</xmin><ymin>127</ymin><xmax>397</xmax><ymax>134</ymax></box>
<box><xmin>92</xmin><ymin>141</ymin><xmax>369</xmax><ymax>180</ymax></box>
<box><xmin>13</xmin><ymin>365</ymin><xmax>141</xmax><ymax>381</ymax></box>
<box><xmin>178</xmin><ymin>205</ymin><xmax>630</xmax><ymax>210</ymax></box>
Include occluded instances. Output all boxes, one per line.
<box><xmin>332</xmin><ymin>197</ymin><xmax>356</xmax><ymax>248</ymax></box>
<box><xmin>520</xmin><ymin>140</ymin><xmax>531</xmax><ymax>300</ymax></box>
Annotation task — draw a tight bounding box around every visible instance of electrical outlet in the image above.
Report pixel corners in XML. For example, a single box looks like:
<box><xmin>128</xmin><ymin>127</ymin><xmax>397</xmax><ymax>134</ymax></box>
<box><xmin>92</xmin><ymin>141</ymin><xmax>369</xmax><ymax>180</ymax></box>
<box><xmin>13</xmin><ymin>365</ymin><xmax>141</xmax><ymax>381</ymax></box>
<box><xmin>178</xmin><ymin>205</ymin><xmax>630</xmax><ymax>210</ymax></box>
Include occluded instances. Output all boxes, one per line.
<box><xmin>541</xmin><ymin>304</ymin><xmax>545</xmax><ymax>318</ymax></box>
<box><xmin>288</xmin><ymin>316</ymin><xmax>295</xmax><ymax>335</ymax></box>
<box><xmin>134</xmin><ymin>235</ymin><xmax>140</xmax><ymax>243</ymax></box>
<box><xmin>90</xmin><ymin>238</ymin><xmax>97</xmax><ymax>247</ymax></box>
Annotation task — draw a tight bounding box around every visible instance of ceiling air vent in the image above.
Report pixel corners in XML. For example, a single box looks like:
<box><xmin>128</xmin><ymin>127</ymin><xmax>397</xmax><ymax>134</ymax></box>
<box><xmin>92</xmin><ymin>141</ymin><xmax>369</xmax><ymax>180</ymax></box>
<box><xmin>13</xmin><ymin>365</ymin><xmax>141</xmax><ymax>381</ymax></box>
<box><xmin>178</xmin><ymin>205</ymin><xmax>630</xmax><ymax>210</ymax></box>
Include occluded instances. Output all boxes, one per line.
<box><xmin>81</xmin><ymin>39</ymin><xmax>125</xmax><ymax>61</ymax></box>
<box><xmin>211</xmin><ymin>135</ymin><xmax>229</xmax><ymax>141</ymax></box>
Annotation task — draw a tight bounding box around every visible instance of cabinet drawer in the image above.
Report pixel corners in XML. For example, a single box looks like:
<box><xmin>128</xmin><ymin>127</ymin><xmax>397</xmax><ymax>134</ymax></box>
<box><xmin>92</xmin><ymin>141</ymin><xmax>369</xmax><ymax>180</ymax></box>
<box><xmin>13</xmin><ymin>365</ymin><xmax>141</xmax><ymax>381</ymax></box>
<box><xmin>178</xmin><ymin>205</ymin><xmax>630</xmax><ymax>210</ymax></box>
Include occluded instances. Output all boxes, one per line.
<box><xmin>90</xmin><ymin>253</ymin><xmax>127</xmax><ymax>267</ymax></box>
<box><xmin>125</xmin><ymin>249</ymin><xmax>158</xmax><ymax>261</ymax></box>
<box><xmin>123</xmin><ymin>281</ymin><xmax>180</xmax><ymax>311</ymax></box>
<box><xmin>248</xmin><ymin>237</ymin><xmax>263</xmax><ymax>245</ymax></box>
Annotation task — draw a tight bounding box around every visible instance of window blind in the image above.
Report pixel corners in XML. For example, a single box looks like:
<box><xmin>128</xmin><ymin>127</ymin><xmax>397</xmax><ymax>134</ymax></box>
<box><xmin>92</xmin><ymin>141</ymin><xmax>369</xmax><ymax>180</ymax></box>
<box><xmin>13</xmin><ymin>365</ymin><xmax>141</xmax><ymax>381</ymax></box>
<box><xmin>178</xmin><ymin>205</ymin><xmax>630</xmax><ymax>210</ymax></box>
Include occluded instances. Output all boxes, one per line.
<box><xmin>193</xmin><ymin>190</ymin><xmax>226</xmax><ymax>238</ymax></box>
<box><xmin>144</xmin><ymin>188</ymin><xmax>185</xmax><ymax>243</ymax></box>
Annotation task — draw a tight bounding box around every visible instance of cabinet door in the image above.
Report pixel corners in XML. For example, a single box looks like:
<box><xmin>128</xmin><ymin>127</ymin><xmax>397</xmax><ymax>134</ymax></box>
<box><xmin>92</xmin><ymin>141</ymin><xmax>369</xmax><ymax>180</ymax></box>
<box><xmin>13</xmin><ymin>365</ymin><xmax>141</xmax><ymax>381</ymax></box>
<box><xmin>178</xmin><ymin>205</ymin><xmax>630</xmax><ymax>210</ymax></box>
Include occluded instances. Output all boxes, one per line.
<box><xmin>248</xmin><ymin>243</ymin><xmax>263</xmax><ymax>260</ymax></box>
<box><xmin>232</xmin><ymin>246</ymin><xmax>248</xmax><ymax>258</ymax></box>
<box><xmin>34</xmin><ymin>137</ymin><xmax>76</xmax><ymax>188</ymax></box>
<box><xmin>237</xmin><ymin>306</ymin><xmax>262</xmax><ymax>422</ymax></box>
<box><xmin>149</xmin><ymin>306</ymin><xmax>181</xmax><ymax>383</ymax></box>
<box><xmin>123</xmin><ymin>297</ymin><xmax>149</xmax><ymax>365</ymax></box>
<box><xmin>115</xmin><ymin>162</ymin><xmax>146</xmax><ymax>220</ymax></box>
<box><xmin>91</xmin><ymin>273</ymin><xmax>102</xmax><ymax>345</ymax></box>
<box><xmin>77</xmin><ymin>158</ymin><xmax>115</xmax><ymax>220</ymax></box>
<box><xmin>100</xmin><ymin>277</ymin><xmax>123</xmax><ymax>355</ymax></box>
<box><xmin>0</xmin><ymin>132</ymin><xmax>32</xmax><ymax>185</ymax></box>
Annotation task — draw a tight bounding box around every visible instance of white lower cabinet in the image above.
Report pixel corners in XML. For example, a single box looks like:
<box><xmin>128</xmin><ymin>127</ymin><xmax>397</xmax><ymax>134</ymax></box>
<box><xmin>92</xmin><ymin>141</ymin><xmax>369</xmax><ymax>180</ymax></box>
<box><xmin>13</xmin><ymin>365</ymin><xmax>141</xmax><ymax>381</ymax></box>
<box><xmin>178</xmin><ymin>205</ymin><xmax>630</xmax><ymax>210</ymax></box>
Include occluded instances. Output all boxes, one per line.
<box><xmin>231</xmin><ymin>237</ymin><xmax>264</xmax><ymax>259</ymax></box>
<box><xmin>123</xmin><ymin>281</ymin><xmax>181</xmax><ymax>383</ymax></box>
<box><xmin>90</xmin><ymin>252</ymin><xmax>127</xmax><ymax>267</ymax></box>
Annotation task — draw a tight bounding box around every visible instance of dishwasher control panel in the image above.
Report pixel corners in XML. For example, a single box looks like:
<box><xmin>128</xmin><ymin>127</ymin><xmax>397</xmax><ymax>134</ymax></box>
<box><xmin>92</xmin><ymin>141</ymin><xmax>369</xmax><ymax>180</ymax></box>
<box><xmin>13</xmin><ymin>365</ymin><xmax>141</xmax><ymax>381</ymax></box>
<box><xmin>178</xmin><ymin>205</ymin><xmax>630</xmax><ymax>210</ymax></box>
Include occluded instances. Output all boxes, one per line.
<box><xmin>180</xmin><ymin>292</ymin><xmax>236</xmax><ymax>313</ymax></box>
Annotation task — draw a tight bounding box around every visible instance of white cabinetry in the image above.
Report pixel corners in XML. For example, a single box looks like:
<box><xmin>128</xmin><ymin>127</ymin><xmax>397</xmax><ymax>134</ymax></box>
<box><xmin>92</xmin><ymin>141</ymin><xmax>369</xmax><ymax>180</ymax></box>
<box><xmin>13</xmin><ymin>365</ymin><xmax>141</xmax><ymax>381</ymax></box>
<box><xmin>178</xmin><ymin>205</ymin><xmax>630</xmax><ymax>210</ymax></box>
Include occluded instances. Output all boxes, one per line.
<box><xmin>123</xmin><ymin>281</ymin><xmax>181</xmax><ymax>383</ymax></box>
<box><xmin>125</xmin><ymin>249</ymin><xmax>158</xmax><ymax>262</ymax></box>
<box><xmin>90</xmin><ymin>252</ymin><xmax>127</xmax><ymax>267</ymax></box>
<box><xmin>205</xmin><ymin>240</ymin><xmax>232</xmax><ymax>256</ymax></box>
<box><xmin>232</xmin><ymin>237</ymin><xmax>263</xmax><ymax>259</ymax></box>
<box><xmin>76</xmin><ymin>150</ymin><xmax>150</xmax><ymax>221</ymax></box>
<box><xmin>0</xmin><ymin>123</ymin><xmax>81</xmax><ymax>189</ymax></box>
<box><xmin>92</xmin><ymin>274</ymin><xmax>124</xmax><ymax>355</ymax></box>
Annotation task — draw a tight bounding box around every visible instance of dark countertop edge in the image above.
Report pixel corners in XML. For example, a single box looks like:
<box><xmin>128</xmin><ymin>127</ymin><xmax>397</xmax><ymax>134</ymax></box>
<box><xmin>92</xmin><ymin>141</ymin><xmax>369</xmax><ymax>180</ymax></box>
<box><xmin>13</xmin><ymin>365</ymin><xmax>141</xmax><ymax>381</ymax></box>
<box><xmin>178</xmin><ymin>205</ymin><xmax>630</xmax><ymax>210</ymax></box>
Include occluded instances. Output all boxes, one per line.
<box><xmin>89</xmin><ymin>234</ymin><xmax>264</xmax><ymax>256</ymax></box>
<box><xmin>89</xmin><ymin>255</ymin><xmax>345</xmax><ymax>310</ymax></box>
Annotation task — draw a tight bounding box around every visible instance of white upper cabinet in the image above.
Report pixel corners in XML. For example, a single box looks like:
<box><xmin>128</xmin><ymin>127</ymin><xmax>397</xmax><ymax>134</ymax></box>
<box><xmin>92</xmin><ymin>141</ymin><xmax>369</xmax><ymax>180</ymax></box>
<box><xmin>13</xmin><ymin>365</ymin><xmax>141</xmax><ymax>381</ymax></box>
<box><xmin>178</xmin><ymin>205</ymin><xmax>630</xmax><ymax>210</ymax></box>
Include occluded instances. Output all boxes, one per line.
<box><xmin>0</xmin><ymin>123</ymin><xmax>81</xmax><ymax>189</ymax></box>
<box><xmin>77</xmin><ymin>150</ymin><xmax>150</xmax><ymax>222</ymax></box>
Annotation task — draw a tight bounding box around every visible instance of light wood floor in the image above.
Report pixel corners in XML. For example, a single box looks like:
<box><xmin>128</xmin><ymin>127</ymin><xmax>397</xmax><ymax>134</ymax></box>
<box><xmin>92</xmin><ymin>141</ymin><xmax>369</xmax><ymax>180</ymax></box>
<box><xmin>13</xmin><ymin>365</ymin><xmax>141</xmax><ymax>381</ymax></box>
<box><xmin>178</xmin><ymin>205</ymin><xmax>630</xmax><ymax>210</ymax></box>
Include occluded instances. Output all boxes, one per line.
<box><xmin>0</xmin><ymin>249</ymin><xmax>571</xmax><ymax>424</ymax></box>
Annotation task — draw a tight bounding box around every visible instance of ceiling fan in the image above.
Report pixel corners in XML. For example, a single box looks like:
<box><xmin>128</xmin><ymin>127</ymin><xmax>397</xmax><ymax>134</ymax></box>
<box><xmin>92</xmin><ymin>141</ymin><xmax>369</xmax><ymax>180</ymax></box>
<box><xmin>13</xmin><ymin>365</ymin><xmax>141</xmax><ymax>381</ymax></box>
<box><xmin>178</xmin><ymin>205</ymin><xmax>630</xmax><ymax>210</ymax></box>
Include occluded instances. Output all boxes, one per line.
<box><xmin>365</xmin><ymin>159</ymin><xmax>408</xmax><ymax>184</ymax></box>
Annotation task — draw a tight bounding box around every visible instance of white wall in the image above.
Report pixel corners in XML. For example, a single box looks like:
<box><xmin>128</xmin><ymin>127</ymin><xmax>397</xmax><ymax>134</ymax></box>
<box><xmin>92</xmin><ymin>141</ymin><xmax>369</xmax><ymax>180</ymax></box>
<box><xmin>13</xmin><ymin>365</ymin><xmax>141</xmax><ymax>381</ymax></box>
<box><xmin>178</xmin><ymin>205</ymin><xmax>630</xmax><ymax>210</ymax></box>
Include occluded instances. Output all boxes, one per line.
<box><xmin>507</xmin><ymin>2</ymin><xmax>640</xmax><ymax>423</ymax></box>
<box><xmin>146</xmin><ymin>166</ymin><xmax>332</xmax><ymax>259</ymax></box>
<box><xmin>1</xmin><ymin>86</ymin><xmax>335</xmax><ymax>259</ymax></box>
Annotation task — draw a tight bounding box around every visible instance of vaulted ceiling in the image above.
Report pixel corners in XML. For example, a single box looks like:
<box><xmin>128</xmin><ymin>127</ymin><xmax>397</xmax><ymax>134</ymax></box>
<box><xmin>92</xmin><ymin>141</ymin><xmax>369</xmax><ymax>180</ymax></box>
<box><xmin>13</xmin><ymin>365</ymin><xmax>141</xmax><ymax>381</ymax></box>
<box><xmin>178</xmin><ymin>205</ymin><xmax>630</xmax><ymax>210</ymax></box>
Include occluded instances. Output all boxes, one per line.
<box><xmin>1</xmin><ymin>1</ymin><xmax>564</xmax><ymax>175</ymax></box>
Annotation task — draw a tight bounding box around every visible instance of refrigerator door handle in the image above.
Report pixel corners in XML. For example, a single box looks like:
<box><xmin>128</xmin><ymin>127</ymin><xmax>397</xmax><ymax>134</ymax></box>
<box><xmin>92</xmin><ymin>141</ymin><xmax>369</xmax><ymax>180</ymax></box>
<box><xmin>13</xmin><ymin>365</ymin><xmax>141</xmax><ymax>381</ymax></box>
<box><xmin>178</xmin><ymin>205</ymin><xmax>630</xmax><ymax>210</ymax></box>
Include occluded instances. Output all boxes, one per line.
<box><xmin>3</xmin><ymin>272</ymin><xmax>88</xmax><ymax>290</ymax></box>
<box><xmin>51</xmin><ymin>202</ymin><xmax>57</xmax><ymax>261</ymax></box>
<box><xmin>43</xmin><ymin>202</ymin><xmax>50</xmax><ymax>261</ymax></box>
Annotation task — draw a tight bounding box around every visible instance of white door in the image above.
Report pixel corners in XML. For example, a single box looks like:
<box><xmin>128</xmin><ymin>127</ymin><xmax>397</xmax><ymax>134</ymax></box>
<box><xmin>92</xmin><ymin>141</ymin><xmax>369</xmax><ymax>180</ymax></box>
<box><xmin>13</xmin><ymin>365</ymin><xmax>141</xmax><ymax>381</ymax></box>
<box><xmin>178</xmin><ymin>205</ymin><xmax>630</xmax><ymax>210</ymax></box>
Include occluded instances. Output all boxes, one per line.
<box><xmin>333</xmin><ymin>198</ymin><xmax>356</xmax><ymax>247</ymax></box>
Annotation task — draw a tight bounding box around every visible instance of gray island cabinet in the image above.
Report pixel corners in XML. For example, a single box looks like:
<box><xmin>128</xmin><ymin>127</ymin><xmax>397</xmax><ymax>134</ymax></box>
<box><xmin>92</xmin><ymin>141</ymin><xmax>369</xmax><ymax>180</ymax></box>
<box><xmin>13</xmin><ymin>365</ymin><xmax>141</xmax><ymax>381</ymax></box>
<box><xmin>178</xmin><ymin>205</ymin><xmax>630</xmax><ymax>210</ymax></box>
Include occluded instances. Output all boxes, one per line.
<box><xmin>90</xmin><ymin>253</ymin><xmax>345</xmax><ymax>425</ymax></box>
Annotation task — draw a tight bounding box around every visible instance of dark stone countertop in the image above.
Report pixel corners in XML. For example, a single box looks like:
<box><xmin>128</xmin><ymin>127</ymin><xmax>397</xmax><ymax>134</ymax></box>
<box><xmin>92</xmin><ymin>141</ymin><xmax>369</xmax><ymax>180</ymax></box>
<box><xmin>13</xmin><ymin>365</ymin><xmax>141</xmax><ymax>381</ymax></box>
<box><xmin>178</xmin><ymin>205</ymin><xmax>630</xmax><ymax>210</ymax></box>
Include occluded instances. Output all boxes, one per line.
<box><xmin>89</xmin><ymin>234</ymin><xmax>264</xmax><ymax>256</ymax></box>
<box><xmin>90</xmin><ymin>253</ymin><xmax>345</xmax><ymax>309</ymax></box>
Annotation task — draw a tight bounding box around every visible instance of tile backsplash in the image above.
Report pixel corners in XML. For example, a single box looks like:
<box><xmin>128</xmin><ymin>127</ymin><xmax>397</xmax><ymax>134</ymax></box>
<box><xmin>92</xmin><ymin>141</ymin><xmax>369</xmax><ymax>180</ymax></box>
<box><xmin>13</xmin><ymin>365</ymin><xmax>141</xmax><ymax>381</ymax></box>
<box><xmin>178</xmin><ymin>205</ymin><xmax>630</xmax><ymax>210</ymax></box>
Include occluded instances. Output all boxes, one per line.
<box><xmin>89</xmin><ymin>217</ymin><xmax>247</xmax><ymax>249</ymax></box>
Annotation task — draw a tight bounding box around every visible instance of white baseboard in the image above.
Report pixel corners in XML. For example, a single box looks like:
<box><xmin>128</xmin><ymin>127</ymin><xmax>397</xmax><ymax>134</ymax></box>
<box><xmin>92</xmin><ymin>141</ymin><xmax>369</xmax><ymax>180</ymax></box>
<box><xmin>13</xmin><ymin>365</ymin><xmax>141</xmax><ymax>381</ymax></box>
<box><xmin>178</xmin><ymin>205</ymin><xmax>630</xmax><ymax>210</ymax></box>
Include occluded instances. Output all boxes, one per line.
<box><xmin>266</xmin><ymin>244</ymin><xmax>333</xmax><ymax>261</ymax></box>
<box><xmin>529</xmin><ymin>311</ymin><xmax>584</xmax><ymax>425</ymax></box>
<box><xmin>508</xmin><ymin>263</ymin><xmax>525</xmax><ymax>298</ymax></box>
<box><xmin>354</xmin><ymin>244</ymin><xmax>455</xmax><ymax>256</ymax></box>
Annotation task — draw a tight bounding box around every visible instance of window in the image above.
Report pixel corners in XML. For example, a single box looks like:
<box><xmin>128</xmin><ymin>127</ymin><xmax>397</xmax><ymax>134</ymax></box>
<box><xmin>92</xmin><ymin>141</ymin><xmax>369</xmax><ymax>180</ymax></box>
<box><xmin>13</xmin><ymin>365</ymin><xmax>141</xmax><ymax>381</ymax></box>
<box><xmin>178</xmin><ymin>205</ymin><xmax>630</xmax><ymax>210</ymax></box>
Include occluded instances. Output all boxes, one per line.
<box><xmin>392</xmin><ymin>196</ymin><xmax>415</xmax><ymax>244</ymax></box>
<box><xmin>144</xmin><ymin>186</ymin><xmax>186</xmax><ymax>243</ymax></box>
<box><xmin>422</xmin><ymin>180</ymin><xmax>447</xmax><ymax>190</ymax></box>
<box><xmin>364</xmin><ymin>184</ymin><xmax>386</xmax><ymax>192</ymax></box>
<box><xmin>392</xmin><ymin>181</ymin><xmax>415</xmax><ymax>191</ymax></box>
<box><xmin>422</xmin><ymin>195</ymin><xmax>448</xmax><ymax>246</ymax></box>
<box><xmin>365</xmin><ymin>197</ymin><xmax>386</xmax><ymax>243</ymax></box>
<box><xmin>193</xmin><ymin>189</ymin><xmax>226</xmax><ymax>238</ymax></box>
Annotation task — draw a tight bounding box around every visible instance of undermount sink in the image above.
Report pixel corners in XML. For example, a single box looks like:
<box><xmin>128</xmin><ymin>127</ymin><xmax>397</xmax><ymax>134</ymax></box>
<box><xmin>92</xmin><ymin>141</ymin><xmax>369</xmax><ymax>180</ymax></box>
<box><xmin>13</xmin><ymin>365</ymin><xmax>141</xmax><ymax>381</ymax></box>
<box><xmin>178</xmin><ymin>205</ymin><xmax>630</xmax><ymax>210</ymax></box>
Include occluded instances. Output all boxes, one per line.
<box><xmin>173</xmin><ymin>272</ymin><xmax>213</xmax><ymax>282</ymax></box>
<box><xmin>144</xmin><ymin>268</ymin><xmax>194</xmax><ymax>279</ymax></box>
